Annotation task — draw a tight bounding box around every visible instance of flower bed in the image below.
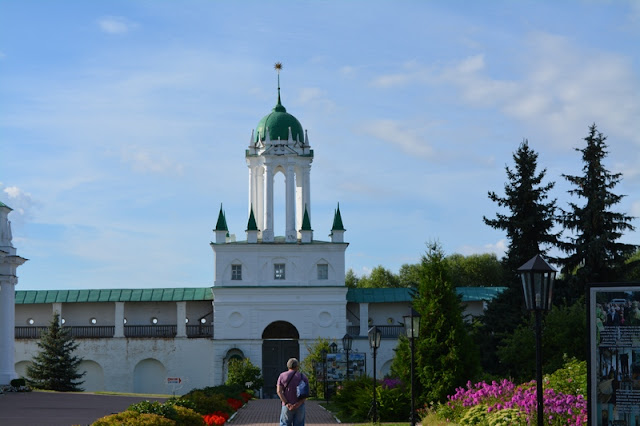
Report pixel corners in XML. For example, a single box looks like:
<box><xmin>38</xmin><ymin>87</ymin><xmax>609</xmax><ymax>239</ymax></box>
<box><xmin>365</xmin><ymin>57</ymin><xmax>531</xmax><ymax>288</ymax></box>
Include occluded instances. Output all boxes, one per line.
<box><xmin>437</xmin><ymin>379</ymin><xmax>587</xmax><ymax>425</ymax></box>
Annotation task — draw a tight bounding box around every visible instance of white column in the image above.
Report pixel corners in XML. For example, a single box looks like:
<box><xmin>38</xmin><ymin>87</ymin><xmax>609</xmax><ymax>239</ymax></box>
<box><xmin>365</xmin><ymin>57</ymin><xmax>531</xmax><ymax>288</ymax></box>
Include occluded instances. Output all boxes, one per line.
<box><xmin>257</xmin><ymin>166</ymin><xmax>265</xmax><ymax>234</ymax></box>
<box><xmin>176</xmin><ymin>302</ymin><xmax>187</xmax><ymax>337</ymax></box>
<box><xmin>263</xmin><ymin>164</ymin><xmax>274</xmax><ymax>242</ymax></box>
<box><xmin>0</xmin><ymin>279</ymin><xmax>17</xmax><ymax>384</ymax></box>
<box><xmin>359</xmin><ymin>303</ymin><xmax>369</xmax><ymax>337</ymax></box>
<box><xmin>285</xmin><ymin>164</ymin><xmax>296</xmax><ymax>242</ymax></box>
<box><xmin>52</xmin><ymin>303</ymin><xmax>62</xmax><ymax>324</ymax></box>
<box><xmin>248</xmin><ymin>165</ymin><xmax>254</xmax><ymax>217</ymax></box>
<box><xmin>114</xmin><ymin>302</ymin><xmax>125</xmax><ymax>337</ymax></box>
<box><xmin>303</xmin><ymin>164</ymin><xmax>311</xmax><ymax>223</ymax></box>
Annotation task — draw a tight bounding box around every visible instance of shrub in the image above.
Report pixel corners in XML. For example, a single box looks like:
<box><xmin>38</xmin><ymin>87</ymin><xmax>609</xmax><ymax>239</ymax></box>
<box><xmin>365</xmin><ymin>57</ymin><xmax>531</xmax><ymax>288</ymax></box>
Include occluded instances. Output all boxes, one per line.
<box><xmin>332</xmin><ymin>375</ymin><xmax>411</xmax><ymax>422</ymax></box>
<box><xmin>180</xmin><ymin>390</ymin><xmax>233</xmax><ymax>415</ymax></box>
<box><xmin>543</xmin><ymin>356</ymin><xmax>586</xmax><ymax>397</ymax></box>
<box><xmin>91</xmin><ymin>410</ymin><xmax>175</xmax><ymax>425</ymax></box>
<box><xmin>225</xmin><ymin>358</ymin><xmax>264</xmax><ymax>392</ymax></box>
<box><xmin>10</xmin><ymin>378</ymin><xmax>26</xmax><ymax>387</ymax></box>
<box><xmin>128</xmin><ymin>400</ymin><xmax>177</xmax><ymax>419</ymax></box>
<box><xmin>172</xmin><ymin>405</ymin><xmax>206</xmax><ymax>426</ymax></box>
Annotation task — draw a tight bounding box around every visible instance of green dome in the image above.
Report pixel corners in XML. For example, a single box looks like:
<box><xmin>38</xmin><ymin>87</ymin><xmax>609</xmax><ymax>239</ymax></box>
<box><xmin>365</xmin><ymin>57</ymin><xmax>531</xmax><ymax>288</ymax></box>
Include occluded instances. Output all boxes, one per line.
<box><xmin>255</xmin><ymin>91</ymin><xmax>304</xmax><ymax>143</ymax></box>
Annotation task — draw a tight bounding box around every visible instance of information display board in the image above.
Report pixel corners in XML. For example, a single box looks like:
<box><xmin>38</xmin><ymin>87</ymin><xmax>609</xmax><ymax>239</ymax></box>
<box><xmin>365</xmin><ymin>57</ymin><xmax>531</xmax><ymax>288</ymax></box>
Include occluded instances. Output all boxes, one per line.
<box><xmin>588</xmin><ymin>283</ymin><xmax>640</xmax><ymax>426</ymax></box>
<box><xmin>315</xmin><ymin>352</ymin><xmax>366</xmax><ymax>382</ymax></box>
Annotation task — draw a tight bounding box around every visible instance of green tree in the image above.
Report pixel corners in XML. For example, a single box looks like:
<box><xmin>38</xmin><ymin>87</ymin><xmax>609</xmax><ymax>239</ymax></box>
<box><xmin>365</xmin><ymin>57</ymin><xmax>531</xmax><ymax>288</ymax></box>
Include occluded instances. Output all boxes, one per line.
<box><xmin>300</xmin><ymin>337</ymin><xmax>333</xmax><ymax>398</ymax></box>
<box><xmin>345</xmin><ymin>268</ymin><xmax>359</xmax><ymax>288</ymax></box>
<box><xmin>479</xmin><ymin>140</ymin><xmax>560</xmax><ymax>376</ymax></box>
<box><xmin>398</xmin><ymin>263</ymin><xmax>422</xmax><ymax>288</ymax></box>
<box><xmin>357</xmin><ymin>265</ymin><xmax>400</xmax><ymax>288</ymax></box>
<box><xmin>559</xmin><ymin>124</ymin><xmax>636</xmax><ymax>289</ymax></box>
<box><xmin>445</xmin><ymin>253</ymin><xmax>505</xmax><ymax>287</ymax></box>
<box><xmin>484</xmin><ymin>139</ymin><xmax>560</xmax><ymax>273</ymax></box>
<box><xmin>225</xmin><ymin>358</ymin><xmax>264</xmax><ymax>392</ymax></box>
<box><xmin>408</xmin><ymin>242</ymin><xmax>479</xmax><ymax>404</ymax></box>
<box><xmin>497</xmin><ymin>298</ymin><xmax>586</xmax><ymax>382</ymax></box>
<box><xmin>26</xmin><ymin>313</ymin><xmax>85</xmax><ymax>391</ymax></box>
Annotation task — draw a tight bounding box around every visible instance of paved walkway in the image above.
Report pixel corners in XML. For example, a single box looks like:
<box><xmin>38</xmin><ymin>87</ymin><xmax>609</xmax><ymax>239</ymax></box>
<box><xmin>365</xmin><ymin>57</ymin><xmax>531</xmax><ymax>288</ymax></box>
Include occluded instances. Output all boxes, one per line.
<box><xmin>0</xmin><ymin>391</ymin><xmax>168</xmax><ymax>425</ymax></box>
<box><xmin>0</xmin><ymin>391</ymin><xmax>346</xmax><ymax>425</ymax></box>
<box><xmin>229</xmin><ymin>398</ymin><xmax>350</xmax><ymax>425</ymax></box>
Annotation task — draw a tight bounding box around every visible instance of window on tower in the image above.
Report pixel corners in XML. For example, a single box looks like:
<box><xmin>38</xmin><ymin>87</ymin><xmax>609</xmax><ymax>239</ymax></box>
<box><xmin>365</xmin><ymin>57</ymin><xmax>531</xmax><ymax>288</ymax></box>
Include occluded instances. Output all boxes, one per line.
<box><xmin>232</xmin><ymin>264</ymin><xmax>242</xmax><ymax>280</ymax></box>
<box><xmin>317</xmin><ymin>264</ymin><xmax>328</xmax><ymax>280</ymax></box>
<box><xmin>274</xmin><ymin>263</ymin><xmax>286</xmax><ymax>280</ymax></box>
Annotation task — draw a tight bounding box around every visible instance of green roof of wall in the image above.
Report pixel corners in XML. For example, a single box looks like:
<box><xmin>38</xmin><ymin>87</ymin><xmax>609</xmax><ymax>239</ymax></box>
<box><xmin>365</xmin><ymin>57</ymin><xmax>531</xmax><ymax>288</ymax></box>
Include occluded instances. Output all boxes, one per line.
<box><xmin>346</xmin><ymin>287</ymin><xmax>507</xmax><ymax>303</ymax></box>
<box><xmin>15</xmin><ymin>286</ymin><xmax>504</xmax><ymax>304</ymax></box>
<box><xmin>15</xmin><ymin>288</ymin><xmax>213</xmax><ymax>304</ymax></box>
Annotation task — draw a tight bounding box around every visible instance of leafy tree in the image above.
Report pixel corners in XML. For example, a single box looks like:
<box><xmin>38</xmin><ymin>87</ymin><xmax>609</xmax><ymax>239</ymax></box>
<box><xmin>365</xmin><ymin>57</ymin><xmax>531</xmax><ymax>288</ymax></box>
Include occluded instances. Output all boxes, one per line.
<box><xmin>225</xmin><ymin>358</ymin><xmax>263</xmax><ymax>392</ymax></box>
<box><xmin>559</xmin><ymin>124</ymin><xmax>636</xmax><ymax>288</ymax></box>
<box><xmin>26</xmin><ymin>313</ymin><xmax>85</xmax><ymax>391</ymax></box>
<box><xmin>496</xmin><ymin>298</ymin><xmax>586</xmax><ymax>381</ymax></box>
<box><xmin>357</xmin><ymin>265</ymin><xmax>401</xmax><ymax>288</ymax></box>
<box><xmin>345</xmin><ymin>268</ymin><xmax>359</xmax><ymax>288</ymax></box>
<box><xmin>398</xmin><ymin>263</ymin><xmax>423</xmax><ymax>288</ymax></box>
<box><xmin>445</xmin><ymin>253</ymin><xmax>505</xmax><ymax>287</ymax></box>
<box><xmin>400</xmin><ymin>242</ymin><xmax>480</xmax><ymax>404</ymax></box>
<box><xmin>479</xmin><ymin>140</ymin><xmax>560</xmax><ymax>376</ymax></box>
<box><xmin>301</xmin><ymin>337</ymin><xmax>333</xmax><ymax>398</ymax></box>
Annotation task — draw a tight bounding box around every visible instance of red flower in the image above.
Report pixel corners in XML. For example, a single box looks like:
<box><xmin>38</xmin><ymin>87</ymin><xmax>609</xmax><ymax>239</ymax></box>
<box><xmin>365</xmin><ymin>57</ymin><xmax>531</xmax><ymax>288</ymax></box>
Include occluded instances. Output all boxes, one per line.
<box><xmin>227</xmin><ymin>397</ymin><xmax>243</xmax><ymax>411</ymax></box>
<box><xmin>203</xmin><ymin>413</ymin><xmax>226</xmax><ymax>425</ymax></box>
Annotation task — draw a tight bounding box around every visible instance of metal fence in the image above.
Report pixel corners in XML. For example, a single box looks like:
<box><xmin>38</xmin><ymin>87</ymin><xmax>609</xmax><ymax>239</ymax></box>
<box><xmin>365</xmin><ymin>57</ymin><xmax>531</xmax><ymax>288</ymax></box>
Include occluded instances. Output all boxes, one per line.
<box><xmin>15</xmin><ymin>324</ymin><xmax>213</xmax><ymax>339</ymax></box>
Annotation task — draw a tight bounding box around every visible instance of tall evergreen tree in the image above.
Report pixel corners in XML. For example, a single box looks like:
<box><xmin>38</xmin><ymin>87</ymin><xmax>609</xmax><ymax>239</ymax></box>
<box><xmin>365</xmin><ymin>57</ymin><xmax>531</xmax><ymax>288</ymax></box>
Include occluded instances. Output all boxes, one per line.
<box><xmin>484</xmin><ymin>140</ymin><xmax>560</xmax><ymax>272</ymax></box>
<box><xmin>479</xmin><ymin>140</ymin><xmax>560</xmax><ymax>376</ymax></box>
<box><xmin>26</xmin><ymin>313</ymin><xmax>85</xmax><ymax>391</ymax></box>
<box><xmin>390</xmin><ymin>242</ymin><xmax>479</xmax><ymax>404</ymax></box>
<box><xmin>559</xmin><ymin>124</ymin><xmax>636</xmax><ymax>287</ymax></box>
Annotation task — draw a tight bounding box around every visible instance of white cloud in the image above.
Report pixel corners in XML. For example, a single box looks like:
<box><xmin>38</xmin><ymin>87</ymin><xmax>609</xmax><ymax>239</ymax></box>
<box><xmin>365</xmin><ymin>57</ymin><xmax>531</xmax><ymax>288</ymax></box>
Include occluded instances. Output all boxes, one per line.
<box><xmin>1</xmin><ymin>185</ymin><xmax>36</xmax><ymax>225</ymax></box>
<box><xmin>98</xmin><ymin>16</ymin><xmax>137</xmax><ymax>35</ymax></box>
<box><xmin>631</xmin><ymin>200</ymin><xmax>640</xmax><ymax>218</ymax></box>
<box><xmin>120</xmin><ymin>146</ymin><xmax>184</xmax><ymax>175</ymax></box>
<box><xmin>458</xmin><ymin>239</ymin><xmax>507</xmax><ymax>258</ymax></box>
<box><xmin>360</xmin><ymin>119</ymin><xmax>435</xmax><ymax>159</ymax></box>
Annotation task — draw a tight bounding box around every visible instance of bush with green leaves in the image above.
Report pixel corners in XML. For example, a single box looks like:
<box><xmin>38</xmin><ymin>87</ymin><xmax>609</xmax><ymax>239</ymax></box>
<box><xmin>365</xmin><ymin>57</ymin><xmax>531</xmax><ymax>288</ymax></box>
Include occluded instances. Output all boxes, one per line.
<box><xmin>126</xmin><ymin>400</ymin><xmax>204</xmax><ymax>426</ymax></box>
<box><xmin>180</xmin><ymin>390</ymin><xmax>233</xmax><ymax>415</ymax></box>
<box><xmin>543</xmin><ymin>356</ymin><xmax>586</xmax><ymax>397</ymax></box>
<box><xmin>331</xmin><ymin>375</ymin><xmax>411</xmax><ymax>422</ymax></box>
<box><xmin>225</xmin><ymin>358</ymin><xmax>263</xmax><ymax>392</ymax></box>
<box><xmin>172</xmin><ymin>405</ymin><xmax>206</xmax><ymax>426</ymax></box>
<box><xmin>128</xmin><ymin>400</ymin><xmax>177</xmax><ymax>419</ymax></box>
<box><xmin>91</xmin><ymin>410</ymin><xmax>175</xmax><ymax>425</ymax></box>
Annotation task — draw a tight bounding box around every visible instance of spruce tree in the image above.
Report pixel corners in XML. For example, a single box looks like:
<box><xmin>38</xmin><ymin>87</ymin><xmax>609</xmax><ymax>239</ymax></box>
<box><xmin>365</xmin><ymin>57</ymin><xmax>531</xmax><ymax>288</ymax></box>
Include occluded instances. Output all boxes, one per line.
<box><xmin>479</xmin><ymin>140</ymin><xmax>560</xmax><ymax>376</ymax></box>
<box><xmin>483</xmin><ymin>139</ymin><xmax>560</xmax><ymax>272</ymax></box>
<box><xmin>26</xmin><ymin>313</ymin><xmax>85</xmax><ymax>391</ymax></box>
<box><xmin>408</xmin><ymin>242</ymin><xmax>479</xmax><ymax>404</ymax></box>
<box><xmin>560</xmin><ymin>124</ymin><xmax>636</xmax><ymax>287</ymax></box>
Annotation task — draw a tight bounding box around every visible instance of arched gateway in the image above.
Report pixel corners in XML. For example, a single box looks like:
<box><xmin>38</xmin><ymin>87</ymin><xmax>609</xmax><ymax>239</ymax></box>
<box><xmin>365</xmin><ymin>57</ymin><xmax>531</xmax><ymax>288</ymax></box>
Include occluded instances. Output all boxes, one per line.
<box><xmin>262</xmin><ymin>321</ymin><xmax>299</xmax><ymax>398</ymax></box>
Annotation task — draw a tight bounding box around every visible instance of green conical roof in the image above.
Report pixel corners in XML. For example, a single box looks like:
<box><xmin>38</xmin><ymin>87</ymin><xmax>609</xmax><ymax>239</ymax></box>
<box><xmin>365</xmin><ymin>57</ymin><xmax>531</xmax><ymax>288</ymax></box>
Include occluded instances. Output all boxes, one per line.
<box><xmin>247</xmin><ymin>206</ymin><xmax>258</xmax><ymax>231</ymax></box>
<box><xmin>331</xmin><ymin>203</ymin><xmax>345</xmax><ymax>231</ymax></box>
<box><xmin>215</xmin><ymin>205</ymin><xmax>228</xmax><ymax>231</ymax></box>
<box><xmin>301</xmin><ymin>206</ymin><xmax>312</xmax><ymax>231</ymax></box>
<box><xmin>255</xmin><ymin>88</ymin><xmax>304</xmax><ymax>143</ymax></box>
<box><xmin>0</xmin><ymin>201</ymin><xmax>12</xmax><ymax>210</ymax></box>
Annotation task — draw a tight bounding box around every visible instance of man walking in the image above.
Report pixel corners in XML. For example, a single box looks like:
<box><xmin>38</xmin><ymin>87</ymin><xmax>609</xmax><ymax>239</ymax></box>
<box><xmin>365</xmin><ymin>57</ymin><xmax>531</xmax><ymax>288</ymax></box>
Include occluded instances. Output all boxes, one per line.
<box><xmin>276</xmin><ymin>358</ymin><xmax>309</xmax><ymax>426</ymax></box>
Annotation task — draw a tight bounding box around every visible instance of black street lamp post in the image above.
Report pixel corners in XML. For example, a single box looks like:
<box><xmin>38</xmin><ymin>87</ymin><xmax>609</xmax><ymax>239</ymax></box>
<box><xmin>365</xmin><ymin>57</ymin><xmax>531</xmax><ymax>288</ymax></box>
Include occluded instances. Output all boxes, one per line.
<box><xmin>342</xmin><ymin>333</ymin><xmax>353</xmax><ymax>381</ymax></box>
<box><xmin>321</xmin><ymin>348</ymin><xmax>328</xmax><ymax>403</ymax></box>
<box><xmin>368</xmin><ymin>326</ymin><xmax>382</xmax><ymax>423</ymax></box>
<box><xmin>518</xmin><ymin>254</ymin><xmax>556</xmax><ymax>426</ymax></box>
<box><xmin>403</xmin><ymin>308</ymin><xmax>421</xmax><ymax>426</ymax></box>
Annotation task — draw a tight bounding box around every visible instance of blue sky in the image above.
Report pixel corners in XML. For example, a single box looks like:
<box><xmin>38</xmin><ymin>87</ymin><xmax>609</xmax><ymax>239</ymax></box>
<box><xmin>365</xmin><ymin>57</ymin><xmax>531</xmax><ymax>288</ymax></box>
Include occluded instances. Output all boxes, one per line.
<box><xmin>2</xmin><ymin>1</ymin><xmax>639</xmax><ymax>290</ymax></box>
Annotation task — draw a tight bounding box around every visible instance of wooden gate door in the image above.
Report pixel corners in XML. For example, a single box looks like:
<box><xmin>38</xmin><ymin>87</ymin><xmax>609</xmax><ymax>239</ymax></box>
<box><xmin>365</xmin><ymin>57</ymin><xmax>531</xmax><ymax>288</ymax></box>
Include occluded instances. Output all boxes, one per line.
<box><xmin>262</xmin><ymin>340</ymin><xmax>299</xmax><ymax>398</ymax></box>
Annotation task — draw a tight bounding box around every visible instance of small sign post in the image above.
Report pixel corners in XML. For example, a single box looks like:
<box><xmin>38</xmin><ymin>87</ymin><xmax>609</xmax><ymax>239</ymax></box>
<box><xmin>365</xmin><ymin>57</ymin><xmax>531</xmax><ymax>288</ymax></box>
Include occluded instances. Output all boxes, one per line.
<box><xmin>167</xmin><ymin>377</ymin><xmax>182</xmax><ymax>396</ymax></box>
